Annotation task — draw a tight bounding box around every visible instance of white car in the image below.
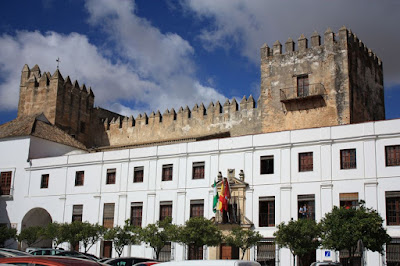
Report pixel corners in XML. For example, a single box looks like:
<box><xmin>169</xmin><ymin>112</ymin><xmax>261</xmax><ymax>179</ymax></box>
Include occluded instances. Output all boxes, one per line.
<box><xmin>157</xmin><ymin>260</ymin><xmax>261</xmax><ymax>266</ymax></box>
<box><xmin>310</xmin><ymin>262</ymin><xmax>342</xmax><ymax>266</ymax></box>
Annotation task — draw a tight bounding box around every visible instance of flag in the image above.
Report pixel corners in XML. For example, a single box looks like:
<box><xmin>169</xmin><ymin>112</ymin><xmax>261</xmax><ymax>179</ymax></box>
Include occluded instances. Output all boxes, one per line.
<box><xmin>223</xmin><ymin>178</ymin><xmax>231</xmax><ymax>211</ymax></box>
<box><xmin>212</xmin><ymin>179</ymin><xmax>219</xmax><ymax>213</ymax></box>
<box><xmin>217</xmin><ymin>179</ymin><xmax>225</xmax><ymax>212</ymax></box>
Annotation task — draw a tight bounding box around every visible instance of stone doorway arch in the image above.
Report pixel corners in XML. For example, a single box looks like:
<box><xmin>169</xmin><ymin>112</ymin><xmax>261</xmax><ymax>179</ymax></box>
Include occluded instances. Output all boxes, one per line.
<box><xmin>20</xmin><ymin>208</ymin><xmax>53</xmax><ymax>250</ymax></box>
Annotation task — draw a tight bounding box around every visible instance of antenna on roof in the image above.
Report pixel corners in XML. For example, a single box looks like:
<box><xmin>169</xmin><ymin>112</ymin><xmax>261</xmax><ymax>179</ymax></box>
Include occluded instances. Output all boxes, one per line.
<box><xmin>56</xmin><ymin>57</ymin><xmax>61</xmax><ymax>70</ymax></box>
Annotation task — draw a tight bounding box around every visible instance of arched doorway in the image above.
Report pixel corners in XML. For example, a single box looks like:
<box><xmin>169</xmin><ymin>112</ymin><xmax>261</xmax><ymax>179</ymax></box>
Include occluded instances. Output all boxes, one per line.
<box><xmin>21</xmin><ymin>208</ymin><xmax>53</xmax><ymax>250</ymax></box>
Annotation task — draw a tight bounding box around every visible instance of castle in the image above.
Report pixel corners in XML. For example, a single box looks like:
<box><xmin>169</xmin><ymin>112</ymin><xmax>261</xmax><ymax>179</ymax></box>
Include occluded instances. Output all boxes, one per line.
<box><xmin>16</xmin><ymin>26</ymin><xmax>384</xmax><ymax>149</ymax></box>
<box><xmin>1</xmin><ymin>27</ymin><xmax>399</xmax><ymax>266</ymax></box>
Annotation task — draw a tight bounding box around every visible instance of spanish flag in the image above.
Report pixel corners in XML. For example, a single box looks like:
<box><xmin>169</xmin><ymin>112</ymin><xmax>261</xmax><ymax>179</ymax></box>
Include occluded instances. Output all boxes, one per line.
<box><xmin>217</xmin><ymin>179</ymin><xmax>225</xmax><ymax>212</ymax></box>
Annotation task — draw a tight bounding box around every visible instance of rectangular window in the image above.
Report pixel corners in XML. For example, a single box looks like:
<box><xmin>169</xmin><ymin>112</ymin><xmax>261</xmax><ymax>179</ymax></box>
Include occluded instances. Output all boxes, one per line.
<box><xmin>192</xmin><ymin>162</ymin><xmax>205</xmax><ymax>179</ymax></box>
<box><xmin>134</xmin><ymin>166</ymin><xmax>144</xmax><ymax>183</ymax></box>
<box><xmin>260</xmin><ymin>156</ymin><xmax>274</xmax><ymax>175</ymax></box>
<box><xmin>386</xmin><ymin>145</ymin><xmax>400</xmax><ymax>167</ymax></box>
<box><xmin>299</xmin><ymin>152</ymin><xmax>313</xmax><ymax>172</ymax></box>
<box><xmin>103</xmin><ymin>203</ymin><xmax>115</xmax><ymax>228</ymax></box>
<box><xmin>298</xmin><ymin>194</ymin><xmax>315</xmax><ymax>220</ymax></box>
<box><xmin>159</xmin><ymin>242</ymin><xmax>172</xmax><ymax>262</ymax></box>
<box><xmin>386</xmin><ymin>191</ymin><xmax>400</xmax><ymax>226</ymax></box>
<box><xmin>162</xmin><ymin>164</ymin><xmax>173</xmax><ymax>181</ymax></box>
<box><xmin>190</xmin><ymin>200</ymin><xmax>204</xmax><ymax>218</ymax></box>
<box><xmin>339</xmin><ymin>192</ymin><xmax>359</xmax><ymax>209</ymax></box>
<box><xmin>72</xmin><ymin>205</ymin><xmax>83</xmax><ymax>222</ymax></box>
<box><xmin>259</xmin><ymin>197</ymin><xmax>275</xmax><ymax>227</ymax></box>
<box><xmin>160</xmin><ymin>201</ymin><xmax>173</xmax><ymax>222</ymax></box>
<box><xmin>297</xmin><ymin>75</ymin><xmax>309</xmax><ymax>97</ymax></box>
<box><xmin>106</xmin><ymin>168</ymin><xmax>116</xmax><ymax>185</ymax></box>
<box><xmin>0</xmin><ymin>171</ymin><xmax>12</xmax><ymax>195</ymax></box>
<box><xmin>387</xmin><ymin>238</ymin><xmax>400</xmax><ymax>266</ymax></box>
<box><xmin>188</xmin><ymin>244</ymin><xmax>203</xmax><ymax>260</ymax></box>
<box><xmin>40</xmin><ymin>174</ymin><xmax>49</xmax><ymax>189</ymax></box>
<box><xmin>75</xmin><ymin>171</ymin><xmax>84</xmax><ymax>186</ymax></box>
<box><xmin>340</xmin><ymin>149</ymin><xmax>357</xmax><ymax>169</ymax></box>
<box><xmin>130</xmin><ymin>202</ymin><xmax>143</xmax><ymax>227</ymax></box>
<box><xmin>257</xmin><ymin>240</ymin><xmax>276</xmax><ymax>266</ymax></box>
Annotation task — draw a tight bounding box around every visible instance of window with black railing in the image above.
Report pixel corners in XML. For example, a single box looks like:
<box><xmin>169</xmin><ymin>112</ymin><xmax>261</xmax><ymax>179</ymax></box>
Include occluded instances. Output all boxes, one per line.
<box><xmin>257</xmin><ymin>240</ymin><xmax>275</xmax><ymax>266</ymax></box>
<box><xmin>159</xmin><ymin>242</ymin><xmax>172</xmax><ymax>262</ymax></box>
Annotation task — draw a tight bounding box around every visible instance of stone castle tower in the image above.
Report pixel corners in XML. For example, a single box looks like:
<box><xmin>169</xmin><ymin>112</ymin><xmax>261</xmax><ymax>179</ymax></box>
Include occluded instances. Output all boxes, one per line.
<box><xmin>16</xmin><ymin>27</ymin><xmax>385</xmax><ymax>149</ymax></box>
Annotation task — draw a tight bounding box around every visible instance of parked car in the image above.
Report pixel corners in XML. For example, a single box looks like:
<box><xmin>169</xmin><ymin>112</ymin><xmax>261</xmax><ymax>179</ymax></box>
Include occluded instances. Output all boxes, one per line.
<box><xmin>29</xmin><ymin>248</ymin><xmax>64</xmax><ymax>256</ymax></box>
<box><xmin>104</xmin><ymin>257</ymin><xmax>156</xmax><ymax>266</ymax></box>
<box><xmin>0</xmin><ymin>256</ymin><xmax>108</xmax><ymax>265</ymax></box>
<box><xmin>310</xmin><ymin>262</ymin><xmax>342</xmax><ymax>266</ymax></box>
<box><xmin>157</xmin><ymin>260</ymin><xmax>261</xmax><ymax>266</ymax></box>
<box><xmin>133</xmin><ymin>262</ymin><xmax>159</xmax><ymax>266</ymax></box>
<box><xmin>0</xmin><ymin>248</ymin><xmax>30</xmax><ymax>257</ymax></box>
<box><xmin>56</xmin><ymin>251</ymin><xmax>98</xmax><ymax>261</ymax></box>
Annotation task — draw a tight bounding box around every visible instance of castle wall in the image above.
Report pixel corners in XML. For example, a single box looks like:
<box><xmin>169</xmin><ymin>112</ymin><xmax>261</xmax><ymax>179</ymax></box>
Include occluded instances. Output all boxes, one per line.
<box><xmin>346</xmin><ymin>30</ymin><xmax>385</xmax><ymax>123</ymax></box>
<box><xmin>92</xmin><ymin>97</ymin><xmax>263</xmax><ymax>148</ymax></box>
<box><xmin>259</xmin><ymin>27</ymin><xmax>352</xmax><ymax>134</ymax></box>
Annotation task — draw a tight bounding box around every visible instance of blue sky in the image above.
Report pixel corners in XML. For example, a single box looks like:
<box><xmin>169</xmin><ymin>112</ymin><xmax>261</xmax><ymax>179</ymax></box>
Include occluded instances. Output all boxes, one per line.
<box><xmin>0</xmin><ymin>0</ymin><xmax>399</xmax><ymax>125</ymax></box>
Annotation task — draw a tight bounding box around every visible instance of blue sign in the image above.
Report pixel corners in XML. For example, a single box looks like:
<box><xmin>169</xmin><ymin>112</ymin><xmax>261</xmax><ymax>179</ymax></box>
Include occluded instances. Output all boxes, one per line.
<box><xmin>325</xmin><ymin>251</ymin><xmax>331</xmax><ymax>257</ymax></box>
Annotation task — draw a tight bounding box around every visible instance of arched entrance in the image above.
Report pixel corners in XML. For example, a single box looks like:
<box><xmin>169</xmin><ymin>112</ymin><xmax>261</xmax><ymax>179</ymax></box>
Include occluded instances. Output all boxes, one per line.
<box><xmin>21</xmin><ymin>208</ymin><xmax>53</xmax><ymax>250</ymax></box>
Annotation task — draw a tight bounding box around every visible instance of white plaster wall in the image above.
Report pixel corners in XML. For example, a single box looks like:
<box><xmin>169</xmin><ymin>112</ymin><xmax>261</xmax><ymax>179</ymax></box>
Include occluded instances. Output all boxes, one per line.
<box><xmin>1</xmin><ymin>119</ymin><xmax>400</xmax><ymax>265</ymax></box>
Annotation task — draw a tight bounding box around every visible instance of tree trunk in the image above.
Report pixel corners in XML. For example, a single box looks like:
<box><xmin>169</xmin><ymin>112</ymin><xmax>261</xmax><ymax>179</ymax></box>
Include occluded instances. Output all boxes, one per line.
<box><xmin>241</xmin><ymin>249</ymin><xmax>246</xmax><ymax>260</ymax></box>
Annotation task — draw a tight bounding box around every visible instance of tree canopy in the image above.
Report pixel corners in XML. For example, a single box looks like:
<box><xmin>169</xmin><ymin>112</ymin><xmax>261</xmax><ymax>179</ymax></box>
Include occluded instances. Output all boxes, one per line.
<box><xmin>138</xmin><ymin>217</ymin><xmax>178</xmax><ymax>260</ymax></box>
<box><xmin>104</xmin><ymin>220</ymin><xmax>139</xmax><ymax>257</ymax></box>
<box><xmin>320</xmin><ymin>203</ymin><xmax>391</xmax><ymax>263</ymax></box>
<box><xmin>177</xmin><ymin>217</ymin><xmax>222</xmax><ymax>259</ymax></box>
<box><xmin>274</xmin><ymin>218</ymin><xmax>321</xmax><ymax>266</ymax></box>
<box><xmin>0</xmin><ymin>225</ymin><xmax>17</xmax><ymax>247</ymax></box>
<box><xmin>224</xmin><ymin>226</ymin><xmax>262</xmax><ymax>260</ymax></box>
<box><xmin>17</xmin><ymin>226</ymin><xmax>44</xmax><ymax>247</ymax></box>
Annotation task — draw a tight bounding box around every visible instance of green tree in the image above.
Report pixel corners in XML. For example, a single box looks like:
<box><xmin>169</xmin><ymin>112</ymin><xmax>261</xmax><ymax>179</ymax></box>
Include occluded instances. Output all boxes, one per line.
<box><xmin>17</xmin><ymin>226</ymin><xmax>44</xmax><ymax>247</ymax></box>
<box><xmin>177</xmin><ymin>217</ymin><xmax>222</xmax><ymax>260</ymax></box>
<box><xmin>224</xmin><ymin>226</ymin><xmax>262</xmax><ymax>260</ymax></box>
<box><xmin>63</xmin><ymin>221</ymin><xmax>86</xmax><ymax>250</ymax></box>
<box><xmin>274</xmin><ymin>219</ymin><xmax>321</xmax><ymax>266</ymax></box>
<box><xmin>139</xmin><ymin>217</ymin><xmax>179</xmax><ymax>260</ymax></box>
<box><xmin>79</xmin><ymin>222</ymin><xmax>105</xmax><ymax>253</ymax></box>
<box><xmin>320</xmin><ymin>202</ymin><xmax>391</xmax><ymax>266</ymax></box>
<box><xmin>43</xmin><ymin>222</ymin><xmax>68</xmax><ymax>248</ymax></box>
<box><xmin>0</xmin><ymin>225</ymin><xmax>17</xmax><ymax>247</ymax></box>
<box><xmin>104</xmin><ymin>220</ymin><xmax>139</xmax><ymax>257</ymax></box>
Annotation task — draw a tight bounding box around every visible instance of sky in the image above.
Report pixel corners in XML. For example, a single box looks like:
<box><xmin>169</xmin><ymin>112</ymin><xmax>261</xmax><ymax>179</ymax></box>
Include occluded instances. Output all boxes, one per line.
<box><xmin>0</xmin><ymin>0</ymin><xmax>399</xmax><ymax>125</ymax></box>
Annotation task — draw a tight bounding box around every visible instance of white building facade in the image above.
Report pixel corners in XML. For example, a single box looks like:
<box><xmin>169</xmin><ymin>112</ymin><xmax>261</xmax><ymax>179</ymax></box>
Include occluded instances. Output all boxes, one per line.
<box><xmin>1</xmin><ymin>118</ymin><xmax>400</xmax><ymax>265</ymax></box>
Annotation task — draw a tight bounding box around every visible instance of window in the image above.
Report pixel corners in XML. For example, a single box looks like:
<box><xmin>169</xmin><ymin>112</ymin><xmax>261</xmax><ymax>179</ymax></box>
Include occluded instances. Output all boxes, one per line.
<box><xmin>259</xmin><ymin>197</ymin><xmax>275</xmax><ymax>227</ymax></box>
<box><xmin>386</xmin><ymin>145</ymin><xmax>400</xmax><ymax>167</ymax></box>
<box><xmin>386</xmin><ymin>191</ymin><xmax>400</xmax><ymax>226</ymax></box>
<box><xmin>260</xmin><ymin>156</ymin><xmax>274</xmax><ymax>175</ymax></box>
<box><xmin>298</xmin><ymin>194</ymin><xmax>315</xmax><ymax>220</ymax></box>
<box><xmin>340</xmin><ymin>149</ymin><xmax>357</xmax><ymax>169</ymax></box>
<box><xmin>130</xmin><ymin>202</ymin><xmax>143</xmax><ymax>227</ymax></box>
<box><xmin>299</xmin><ymin>152</ymin><xmax>313</xmax><ymax>172</ymax></box>
<box><xmin>297</xmin><ymin>75</ymin><xmax>309</xmax><ymax>97</ymax></box>
<box><xmin>159</xmin><ymin>242</ymin><xmax>172</xmax><ymax>262</ymax></box>
<box><xmin>106</xmin><ymin>168</ymin><xmax>116</xmax><ymax>185</ymax></box>
<box><xmin>257</xmin><ymin>240</ymin><xmax>275</xmax><ymax>266</ymax></box>
<box><xmin>75</xmin><ymin>171</ymin><xmax>84</xmax><ymax>186</ymax></box>
<box><xmin>0</xmin><ymin>171</ymin><xmax>12</xmax><ymax>195</ymax></box>
<box><xmin>339</xmin><ymin>193</ymin><xmax>358</xmax><ymax>209</ymax></box>
<box><xmin>40</xmin><ymin>174</ymin><xmax>49</xmax><ymax>189</ymax></box>
<box><xmin>72</xmin><ymin>205</ymin><xmax>83</xmax><ymax>222</ymax></box>
<box><xmin>134</xmin><ymin>166</ymin><xmax>144</xmax><ymax>183</ymax></box>
<box><xmin>103</xmin><ymin>203</ymin><xmax>115</xmax><ymax>228</ymax></box>
<box><xmin>162</xmin><ymin>164</ymin><xmax>173</xmax><ymax>181</ymax></box>
<box><xmin>190</xmin><ymin>200</ymin><xmax>204</xmax><ymax>218</ymax></box>
<box><xmin>387</xmin><ymin>238</ymin><xmax>400</xmax><ymax>266</ymax></box>
<box><xmin>160</xmin><ymin>201</ymin><xmax>172</xmax><ymax>222</ymax></box>
<box><xmin>101</xmin><ymin>240</ymin><xmax>112</xmax><ymax>258</ymax></box>
<box><xmin>192</xmin><ymin>162</ymin><xmax>205</xmax><ymax>179</ymax></box>
<box><xmin>189</xmin><ymin>244</ymin><xmax>204</xmax><ymax>260</ymax></box>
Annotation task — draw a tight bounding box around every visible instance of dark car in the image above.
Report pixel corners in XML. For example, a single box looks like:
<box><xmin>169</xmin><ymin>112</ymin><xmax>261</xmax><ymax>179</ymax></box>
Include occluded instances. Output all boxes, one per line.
<box><xmin>0</xmin><ymin>248</ymin><xmax>30</xmax><ymax>257</ymax></box>
<box><xmin>104</xmin><ymin>257</ymin><xmax>156</xmax><ymax>266</ymax></box>
<box><xmin>0</xmin><ymin>255</ymin><xmax>107</xmax><ymax>266</ymax></box>
<box><xmin>56</xmin><ymin>250</ymin><xmax>98</xmax><ymax>261</ymax></box>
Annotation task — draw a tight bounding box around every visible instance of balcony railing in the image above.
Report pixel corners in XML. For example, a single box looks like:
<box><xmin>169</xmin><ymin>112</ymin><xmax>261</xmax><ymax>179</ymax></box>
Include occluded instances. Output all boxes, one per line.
<box><xmin>280</xmin><ymin>83</ymin><xmax>325</xmax><ymax>103</ymax></box>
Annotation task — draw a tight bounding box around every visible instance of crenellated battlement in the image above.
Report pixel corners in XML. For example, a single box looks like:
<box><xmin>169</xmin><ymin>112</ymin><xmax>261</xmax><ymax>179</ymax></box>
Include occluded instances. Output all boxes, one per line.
<box><xmin>260</xmin><ymin>27</ymin><xmax>382</xmax><ymax>68</ymax></box>
<box><xmin>94</xmin><ymin>95</ymin><xmax>261</xmax><ymax>147</ymax></box>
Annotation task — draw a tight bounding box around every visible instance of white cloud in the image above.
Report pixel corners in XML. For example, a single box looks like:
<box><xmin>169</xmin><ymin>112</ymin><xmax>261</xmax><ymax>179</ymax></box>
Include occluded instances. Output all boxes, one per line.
<box><xmin>182</xmin><ymin>0</ymin><xmax>400</xmax><ymax>85</ymax></box>
<box><xmin>0</xmin><ymin>0</ymin><xmax>228</xmax><ymax>116</ymax></box>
